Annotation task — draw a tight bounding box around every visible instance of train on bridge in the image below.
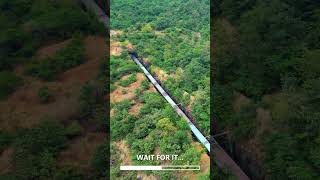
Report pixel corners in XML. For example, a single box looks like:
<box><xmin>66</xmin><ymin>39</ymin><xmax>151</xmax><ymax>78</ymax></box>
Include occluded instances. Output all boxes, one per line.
<box><xmin>129</xmin><ymin>52</ymin><xmax>211</xmax><ymax>152</ymax></box>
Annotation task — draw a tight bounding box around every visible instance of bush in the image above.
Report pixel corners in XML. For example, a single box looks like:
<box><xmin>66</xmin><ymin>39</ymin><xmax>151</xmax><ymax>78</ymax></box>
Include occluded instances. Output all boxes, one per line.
<box><xmin>53</xmin><ymin>167</ymin><xmax>84</xmax><ymax>180</ymax></box>
<box><xmin>26</xmin><ymin>36</ymin><xmax>85</xmax><ymax>81</ymax></box>
<box><xmin>0</xmin><ymin>71</ymin><xmax>22</xmax><ymax>99</ymax></box>
<box><xmin>0</xmin><ymin>131</ymin><xmax>13</xmax><ymax>153</ymax></box>
<box><xmin>30</xmin><ymin>6</ymin><xmax>104</xmax><ymax>39</ymax></box>
<box><xmin>119</xmin><ymin>74</ymin><xmax>137</xmax><ymax>87</ymax></box>
<box><xmin>110</xmin><ymin>57</ymin><xmax>140</xmax><ymax>82</ymax></box>
<box><xmin>65</xmin><ymin>121</ymin><xmax>83</xmax><ymax>138</ymax></box>
<box><xmin>38</xmin><ymin>85</ymin><xmax>53</xmax><ymax>103</ymax></box>
<box><xmin>111</xmin><ymin>110</ymin><xmax>136</xmax><ymax>141</ymax></box>
<box><xmin>12</xmin><ymin>120</ymin><xmax>67</xmax><ymax>179</ymax></box>
<box><xmin>140</xmin><ymin>79</ymin><xmax>150</xmax><ymax>90</ymax></box>
<box><xmin>79</xmin><ymin>82</ymin><xmax>96</xmax><ymax>116</ymax></box>
<box><xmin>110</xmin><ymin>84</ymin><xmax>117</xmax><ymax>92</ymax></box>
<box><xmin>91</xmin><ymin>141</ymin><xmax>108</xmax><ymax>179</ymax></box>
<box><xmin>231</xmin><ymin>103</ymin><xmax>257</xmax><ymax>139</ymax></box>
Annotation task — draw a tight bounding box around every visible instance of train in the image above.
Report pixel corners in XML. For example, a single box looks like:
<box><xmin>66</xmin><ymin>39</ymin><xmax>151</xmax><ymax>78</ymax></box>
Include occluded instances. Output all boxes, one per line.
<box><xmin>130</xmin><ymin>53</ymin><xmax>210</xmax><ymax>152</ymax></box>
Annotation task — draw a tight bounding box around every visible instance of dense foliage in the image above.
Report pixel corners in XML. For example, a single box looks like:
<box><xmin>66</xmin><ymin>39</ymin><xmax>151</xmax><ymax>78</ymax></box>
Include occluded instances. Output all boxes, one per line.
<box><xmin>0</xmin><ymin>0</ymin><xmax>104</xmax><ymax>98</ymax></box>
<box><xmin>214</xmin><ymin>0</ymin><xmax>320</xmax><ymax>179</ymax></box>
<box><xmin>111</xmin><ymin>0</ymin><xmax>210</xmax><ymax>179</ymax></box>
<box><xmin>0</xmin><ymin>0</ymin><xmax>107</xmax><ymax>179</ymax></box>
<box><xmin>0</xmin><ymin>71</ymin><xmax>22</xmax><ymax>99</ymax></box>
<box><xmin>112</xmin><ymin>0</ymin><xmax>210</xmax><ymax>134</ymax></box>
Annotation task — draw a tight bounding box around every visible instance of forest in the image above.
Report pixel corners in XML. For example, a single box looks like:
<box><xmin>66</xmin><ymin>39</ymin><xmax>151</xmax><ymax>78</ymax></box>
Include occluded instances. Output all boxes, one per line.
<box><xmin>0</xmin><ymin>0</ymin><xmax>108</xmax><ymax>179</ymax></box>
<box><xmin>214</xmin><ymin>0</ymin><xmax>320</xmax><ymax>179</ymax></box>
<box><xmin>112</xmin><ymin>0</ymin><xmax>210</xmax><ymax>135</ymax></box>
<box><xmin>110</xmin><ymin>0</ymin><xmax>210</xmax><ymax>179</ymax></box>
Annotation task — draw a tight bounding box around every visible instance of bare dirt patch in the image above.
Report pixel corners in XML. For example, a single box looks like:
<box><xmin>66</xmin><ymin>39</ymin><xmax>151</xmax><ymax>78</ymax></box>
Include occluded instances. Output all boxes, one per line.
<box><xmin>233</xmin><ymin>93</ymin><xmax>251</xmax><ymax>112</ymax></box>
<box><xmin>146</xmin><ymin>84</ymin><xmax>157</xmax><ymax>93</ymax></box>
<box><xmin>111</xmin><ymin>73</ymin><xmax>146</xmax><ymax>103</ymax></box>
<box><xmin>154</xmin><ymin>31</ymin><xmax>164</xmax><ymax>36</ymax></box>
<box><xmin>110</xmin><ymin>108</ymin><xmax>115</xmax><ymax>117</ymax></box>
<box><xmin>129</xmin><ymin>103</ymin><xmax>143</xmax><ymax>115</ymax></box>
<box><xmin>111</xmin><ymin>41</ymin><xmax>122</xmax><ymax>56</ymax></box>
<box><xmin>0</xmin><ymin>36</ymin><xmax>106</xmax><ymax>131</ymax></box>
<box><xmin>137</xmin><ymin>173</ymin><xmax>158</xmax><ymax>180</ymax></box>
<box><xmin>114</xmin><ymin>140</ymin><xmax>131</xmax><ymax>165</ymax></box>
<box><xmin>0</xmin><ymin>147</ymin><xmax>13</xmax><ymax>174</ymax></box>
<box><xmin>151</xmin><ymin>66</ymin><xmax>168</xmax><ymax>81</ymax></box>
<box><xmin>35</xmin><ymin>39</ymin><xmax>72</xmax><ymax>59</ymax></box>
<box><xmin>256</xmin><ymin>107</ymin><xmax>272</xmax><ymax>135</ymax></box>
<box><xmin>110</xmin><ymin>30</ymin><xmax>123</xmax><ymax>37</ymax></box>
<box><xmin>194</xmin><ymin>143</ymin><xmax>210</xmax><ymax>174</ymax></box>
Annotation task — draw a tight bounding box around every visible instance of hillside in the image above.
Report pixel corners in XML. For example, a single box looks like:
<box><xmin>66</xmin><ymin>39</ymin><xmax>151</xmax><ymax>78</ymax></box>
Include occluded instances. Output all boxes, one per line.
<box><xmin>213</xmin><ymin>0</ymin><xmax>320</xmax><ymax>179</ymax></box>
<box><xmin>0</xmin><ymin>0</ymin><xmax>108</xmax><ymax>179</ymax></box>
<box><xmin>110</xmin><ymin>0</ymin><xmax>210</xmax><ymax>179</ymax></box>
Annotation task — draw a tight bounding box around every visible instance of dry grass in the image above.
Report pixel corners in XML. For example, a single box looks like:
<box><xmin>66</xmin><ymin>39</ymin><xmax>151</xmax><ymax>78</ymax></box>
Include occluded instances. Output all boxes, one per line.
<box><xmin>129</xmin><ymin>103</ymin><xmax>143</xmax><ymax>115</ymax></box>
<box><xmin>36</xmin><ymin>39</ymin><xmax>72</xmax><ymax>59</ymax></box>
<box><xmin>114</xmin><ymin>140</ymin><xmax>131</xmax><ymax>165</ymax></box>
<box><xmin>110</xmin><ymin>41</ymin><xmax>122</xmax><ymax>56</ymax></box>
<box><xmin>111</xmin><ymin>73</ymin><xmax>146</xmax><ymax>103</ymax></box>
<box><xmin>151</xmin><ymin>66</ymin><xmax>168</xmax><ymax>81</ymax></box>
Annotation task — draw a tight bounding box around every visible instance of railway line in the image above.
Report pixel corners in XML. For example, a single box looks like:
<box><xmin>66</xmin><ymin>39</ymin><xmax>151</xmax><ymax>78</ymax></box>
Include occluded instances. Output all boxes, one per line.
<box><xmin>130</xmin><ymin>53</ymin><xmax>250</xmax><ymax>180</ymax></box>
<box><xmin>130</xmin><ymin>54</ymin><xmax>211</xmax><ymax>152</ymax></box>
<box><xmin>82</xmin><ymin>0</ymin><xmax>250</xmax><ymax>178</ymax></box>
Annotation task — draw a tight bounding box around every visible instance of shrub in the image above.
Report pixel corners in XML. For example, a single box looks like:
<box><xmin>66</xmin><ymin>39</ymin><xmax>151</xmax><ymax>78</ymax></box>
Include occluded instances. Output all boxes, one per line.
<box><xmin>91</xmin><ymin>141</ymin><xmax>108</xmax><ymax>179</ymax></box>
<box><xmin>0</xmin><ymin>131</ymin><xmax>13</xmax><ymax>153</ymax></box>
<box><xmin>53</xmin><ymin>167</ymin><xmax>84</xmax><ymax>180</ymax></box>
<box><xmin>12</xmin><ymin>120</ymin><xmax>67</xmax><ymax>179</ymax></box>
<box><xmin>119</xmin><ymin>74</ymin><xmax>137</xmax><ymax>87</ymax></box>
<box><xmin>0</xmin><ymin>71</ymin><xmax>22</xmax><ymax>99</ymax></box>
<box><xmin>65</xmin><ymin>121</ymin><xmax>83</xmax><ymax>138</ymax></box>
<box><xmin>79</xmin><ymin>82</ymin><xmax>96</xmax><ymax>116</ymax></box>
<box><xmin>91</xmin><ymin>107</ymin><xmax>107</xmax><ymax>131</ymax></box>
<box><xmin>38</xmin><ymin>85</ymin><xmax>53</xmax><ymax>103</ymax></box>
<box><xmin>31</xmin><ymin>6</ymin><xmax>104</xmax><ymax>39</ymax></box>
<box><xmin>26</xmin><ymin>36</ymin><xmax>85</xmax><ymax>81</ymax></box>
<box><xmin>110</xmin><ymin>84</ymin><xmax>117</xmax><ymax>92</ymax></box>
<box><xmin>140</xmin><ymin>79</ymin><xmax>150</xmax><ymax>90</ymax></box>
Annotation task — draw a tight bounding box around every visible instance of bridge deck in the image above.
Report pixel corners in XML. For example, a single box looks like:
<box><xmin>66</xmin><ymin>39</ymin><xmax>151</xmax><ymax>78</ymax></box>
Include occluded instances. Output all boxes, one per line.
<box><xmin>82</xmin><ymin>0</ymin><xmax>249</xmax><ymax>178</ymax></box>
<box><xmin>131</xmin><ymin>54</ymin><xmax>250</xmax><ymax>180</ymax></box>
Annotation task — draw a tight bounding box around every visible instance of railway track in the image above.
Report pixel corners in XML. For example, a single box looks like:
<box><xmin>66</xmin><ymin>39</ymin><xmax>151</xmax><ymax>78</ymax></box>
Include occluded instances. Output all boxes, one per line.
<box><xmin>130</xmin><ymin>54</ymin><xmax>211</xmax><ymax>151</ymax></box>
<box><xmin>130</xmin><ymin>53</ymin><xmax>250</xmax><ymax>180</ymax></box>
<box><xmin>82</xmin><ymin>0</ymin><xmax>250</xmax><ymax>178</ymax></box>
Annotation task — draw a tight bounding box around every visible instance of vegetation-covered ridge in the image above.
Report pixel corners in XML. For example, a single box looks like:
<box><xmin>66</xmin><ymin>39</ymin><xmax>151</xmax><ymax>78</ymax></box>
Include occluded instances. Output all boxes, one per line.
<box><xmin>0</xmin><ymin>0</ymin><xmax>108</xmax><ymax>179</ymax></box>
<box><xmin>112</xmin><ymin>0</ymin><xmax>210</xmax><ymax>135</ymax></box>
<box><xmin>214</xmin><ymin>0</ymin><xmax>320</xmax><ymax>179</ymax></box>
<box><xmin>110</xmin><ymin>0</ymin><xmax>210</xmax><ymax>179</ymax></box>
